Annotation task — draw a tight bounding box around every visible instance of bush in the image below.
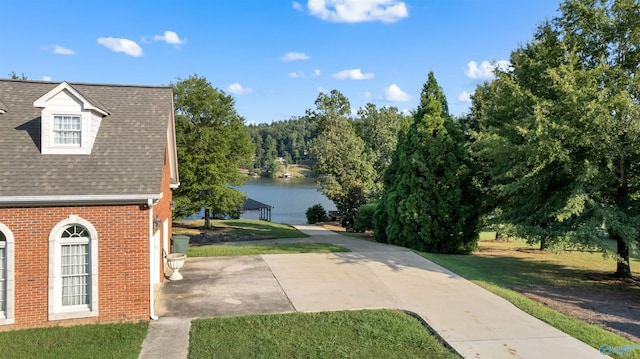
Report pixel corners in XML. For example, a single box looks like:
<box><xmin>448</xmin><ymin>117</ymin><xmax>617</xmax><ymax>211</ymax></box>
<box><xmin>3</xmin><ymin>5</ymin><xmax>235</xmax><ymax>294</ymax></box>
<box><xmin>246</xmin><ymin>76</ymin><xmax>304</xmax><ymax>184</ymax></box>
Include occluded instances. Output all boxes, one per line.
<box><xmin>306</xmin><ymin>204</ymin><xmax>328</xmax><ymax>224</ymax></box>
<box><xmin>353</xmin><ymin>203</ymin><xmax>377</xmax><ymax>232</ymax></box>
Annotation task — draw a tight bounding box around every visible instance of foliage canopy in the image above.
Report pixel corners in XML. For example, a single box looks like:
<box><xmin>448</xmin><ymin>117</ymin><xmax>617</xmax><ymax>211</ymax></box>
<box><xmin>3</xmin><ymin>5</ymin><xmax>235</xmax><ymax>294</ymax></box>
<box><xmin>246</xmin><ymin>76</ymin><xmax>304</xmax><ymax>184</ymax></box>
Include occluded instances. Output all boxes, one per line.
<box><xmin>172</xmin><ymin>74</ymin><xmax>253</xmax><ymax>227</ymax></box>
<box><xmin>470</xmin><ymin>0</ymin><xmax>640</xmax><ymax>277</ymax></box>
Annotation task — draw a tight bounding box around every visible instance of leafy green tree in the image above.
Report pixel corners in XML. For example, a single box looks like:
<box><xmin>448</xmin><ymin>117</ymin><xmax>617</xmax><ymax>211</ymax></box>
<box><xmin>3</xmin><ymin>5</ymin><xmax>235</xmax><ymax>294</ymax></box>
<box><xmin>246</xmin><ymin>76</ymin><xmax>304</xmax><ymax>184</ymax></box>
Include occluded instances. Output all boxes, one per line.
<box><xmin>471</xmin><ymin>0</ymin><xmax>640</xmax><ymax>277</ymax></box>
<box><xmin>375</xmin><ymin>72</ymin><xmax>479</xmax><ymax>253</ymax></box>
<box><xmin>308</xmin><ymin>90</ymin><xmax>377</xmax><ymax>228</ymax></box>
<box><xmin>172</xmin><ymin>74</ymin><xmax>253</xmax><ymax>228</ymax></box>
<box><xmin>9</xmin><ymin>71</ymin><xmax>27</xmax><ymax>80</ymax></box>
<box><xmin>355</xmin><ymin>103</ymin><xmax>409</xmax><ymax>198</ymax></box>
<box><xmin>263</xmin><ymin>135</ymin><xmax>278</xmax><ymax>165</ymax></box>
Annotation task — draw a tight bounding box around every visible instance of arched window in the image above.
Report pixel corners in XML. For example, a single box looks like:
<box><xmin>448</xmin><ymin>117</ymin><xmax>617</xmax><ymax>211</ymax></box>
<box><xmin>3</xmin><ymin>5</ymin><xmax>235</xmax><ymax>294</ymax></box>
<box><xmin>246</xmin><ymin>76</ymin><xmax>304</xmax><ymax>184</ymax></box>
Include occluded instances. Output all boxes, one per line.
<box><xmin>49</xmin><ymin>215</ymin><xmax>98</xmax><ymax>321</ymax></box>
<box><xmin>60</xmin><ymin>225</ymin><xmax>90</xmax><ymax>307</ymax></box>
<box><xmin>0</xmin><ymin>223</ymin><xmax>15</xmax><ymax>325</ymax></box>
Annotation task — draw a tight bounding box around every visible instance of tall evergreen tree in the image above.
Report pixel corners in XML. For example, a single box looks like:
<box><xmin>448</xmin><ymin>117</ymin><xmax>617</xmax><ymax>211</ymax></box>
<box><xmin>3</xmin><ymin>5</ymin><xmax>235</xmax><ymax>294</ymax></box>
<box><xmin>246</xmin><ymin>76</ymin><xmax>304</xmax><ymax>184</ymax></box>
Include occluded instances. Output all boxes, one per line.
<box><xmin>375</xmin><ymin>72</ymin><xmax>479</xmax><ymax>253</ymax></box>
<box><xmin>172</xmin><ymin>74</ymin><xmax>253</xmax><ymax>228</ymax></box>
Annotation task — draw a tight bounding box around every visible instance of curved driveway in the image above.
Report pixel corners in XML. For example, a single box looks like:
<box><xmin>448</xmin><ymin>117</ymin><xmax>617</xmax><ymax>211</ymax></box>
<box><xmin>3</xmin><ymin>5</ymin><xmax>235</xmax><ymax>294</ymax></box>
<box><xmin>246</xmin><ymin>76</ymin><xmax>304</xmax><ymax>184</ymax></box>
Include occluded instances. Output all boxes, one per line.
<box><xmin>141</xmin><ymin>225</ymin><xmax>606</xmax><ymax>359</ymax></box>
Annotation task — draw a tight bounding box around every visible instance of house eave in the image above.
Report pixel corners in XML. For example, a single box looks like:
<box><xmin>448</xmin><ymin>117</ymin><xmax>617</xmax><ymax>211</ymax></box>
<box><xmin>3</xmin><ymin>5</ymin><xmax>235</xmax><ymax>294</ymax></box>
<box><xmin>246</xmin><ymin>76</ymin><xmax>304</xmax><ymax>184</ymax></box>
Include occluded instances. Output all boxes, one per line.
<box><xmin>0</xmin><ymin>194</ymin><xmax>162</xmax><ymax>207</ymax></box>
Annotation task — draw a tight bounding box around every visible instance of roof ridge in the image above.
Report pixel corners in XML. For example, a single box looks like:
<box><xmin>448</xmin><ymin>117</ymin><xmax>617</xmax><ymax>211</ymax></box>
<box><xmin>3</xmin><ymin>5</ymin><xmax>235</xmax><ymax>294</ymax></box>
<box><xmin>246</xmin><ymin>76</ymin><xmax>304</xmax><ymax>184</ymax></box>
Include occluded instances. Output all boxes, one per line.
<box><xmin>0</xmin><ymin>78</ymin><xmax>171</xmax><ymax>89</ymax></box>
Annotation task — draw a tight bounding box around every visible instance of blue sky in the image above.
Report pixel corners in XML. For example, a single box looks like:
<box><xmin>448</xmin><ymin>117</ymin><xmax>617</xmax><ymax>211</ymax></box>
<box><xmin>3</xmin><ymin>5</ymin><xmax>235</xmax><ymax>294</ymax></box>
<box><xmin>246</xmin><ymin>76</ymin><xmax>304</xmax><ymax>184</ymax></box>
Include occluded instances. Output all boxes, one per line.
<box><xmin>1</xmin><ymin>1</ymin><xmax>561</xmax><ymax>124</ymax></box>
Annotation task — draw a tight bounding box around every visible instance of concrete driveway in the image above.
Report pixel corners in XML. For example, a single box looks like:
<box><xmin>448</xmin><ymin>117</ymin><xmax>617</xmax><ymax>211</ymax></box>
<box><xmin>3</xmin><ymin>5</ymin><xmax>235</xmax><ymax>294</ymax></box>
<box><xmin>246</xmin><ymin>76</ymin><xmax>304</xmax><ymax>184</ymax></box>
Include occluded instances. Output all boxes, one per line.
<box><xmin>141</xmin><ymin>225</ymin><xmax>607</xmax><ymax>359</ymax></box>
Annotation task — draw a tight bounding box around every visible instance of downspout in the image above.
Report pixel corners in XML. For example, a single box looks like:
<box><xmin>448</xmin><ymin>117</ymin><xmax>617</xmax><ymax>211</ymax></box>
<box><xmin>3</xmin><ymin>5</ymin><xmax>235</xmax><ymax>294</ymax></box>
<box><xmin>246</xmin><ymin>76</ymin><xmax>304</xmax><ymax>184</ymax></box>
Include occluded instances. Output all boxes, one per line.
<box><xmin>148</xmin><ymin>198</ymin><xmax>159</xmax><ymax>320</ymax></box>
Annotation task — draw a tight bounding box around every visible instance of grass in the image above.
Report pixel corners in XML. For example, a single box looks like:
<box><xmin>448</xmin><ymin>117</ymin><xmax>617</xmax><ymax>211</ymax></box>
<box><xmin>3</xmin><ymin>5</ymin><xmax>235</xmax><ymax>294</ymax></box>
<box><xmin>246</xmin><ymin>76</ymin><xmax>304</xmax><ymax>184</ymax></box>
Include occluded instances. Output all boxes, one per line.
<box><xmin>0</xmin><ymin>322</ymin><xmax>148</xmax><ymax>359</ymax></box>
<box><xmin>173</xmin><ymin>219</ymin><xmax>309</xmax><ymax>239</ymax></box>
<box><xmin>188</xmin><ymin>242</ymin><xmax>350</xmax><ymax>257</ymax></box>
<box><xmin>419</xmin><ymin>233</ymin><xmax>640</xmax><ymax>358</ymax></box>
<box><xmin>423</xmin><ymin>232</ymin><xmax>640</xmax><ymax>288</ymax></box>
<box><xmin>280</xmin><ymin>164</ymin><xmax>316</xmax><ymax>178</ymax></box>
<box><xmin>189</xmin><ymin>310</ymin><xmax>460</xmax><ymax>359</ymax></box>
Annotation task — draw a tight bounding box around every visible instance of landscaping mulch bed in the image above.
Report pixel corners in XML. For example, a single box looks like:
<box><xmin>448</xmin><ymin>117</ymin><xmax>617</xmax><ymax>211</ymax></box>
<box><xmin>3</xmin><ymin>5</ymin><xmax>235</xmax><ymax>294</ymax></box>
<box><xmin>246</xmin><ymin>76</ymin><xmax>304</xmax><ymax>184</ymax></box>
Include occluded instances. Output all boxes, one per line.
<box><xmin>188</xmin><ymin>232</ymin><xmax>277</xmax><ymax>246</ymax></box>
<box><xmin>510</xmin><ymin>282</ymin><xmax>640</xmax><ymax>342</ymax></box>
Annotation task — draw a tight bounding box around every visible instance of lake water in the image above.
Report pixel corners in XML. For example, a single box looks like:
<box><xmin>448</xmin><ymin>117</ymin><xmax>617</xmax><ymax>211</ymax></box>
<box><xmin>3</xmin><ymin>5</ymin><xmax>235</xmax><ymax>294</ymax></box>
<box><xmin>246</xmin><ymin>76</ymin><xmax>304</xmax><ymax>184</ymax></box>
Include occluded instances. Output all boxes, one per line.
<box><xmin>187</xmin><ymin>178</ymin><xmax>336</xmax><ymax>225</ymax></box>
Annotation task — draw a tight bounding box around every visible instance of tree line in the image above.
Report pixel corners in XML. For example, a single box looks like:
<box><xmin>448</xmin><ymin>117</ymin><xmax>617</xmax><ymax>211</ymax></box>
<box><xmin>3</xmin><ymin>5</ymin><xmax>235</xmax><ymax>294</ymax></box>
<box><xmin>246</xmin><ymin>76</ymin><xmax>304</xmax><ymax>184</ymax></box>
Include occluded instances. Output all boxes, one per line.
<box><xmin>244</xmin><ymin>99</ymin><xmax>409</xmax><ymax>179</ymax></box>
<box><xmin>171</xmin><ymin>0</ymin><xmax>640</xmax><ymax>278</ymax></box>
<box><xmin>245</xmin><ymin>117</ymin><xmax>317</xmax><ymax>177</ymax></box>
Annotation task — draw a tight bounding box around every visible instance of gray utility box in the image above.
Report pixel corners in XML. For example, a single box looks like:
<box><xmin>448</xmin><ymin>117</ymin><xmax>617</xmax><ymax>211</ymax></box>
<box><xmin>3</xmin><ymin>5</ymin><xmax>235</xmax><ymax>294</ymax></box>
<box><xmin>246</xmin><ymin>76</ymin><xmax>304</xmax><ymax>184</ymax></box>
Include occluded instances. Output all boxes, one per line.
<box><xmin>171</xmin><ymin>235</ymin><xmax>190</xmax><ymax>254</ymax></box>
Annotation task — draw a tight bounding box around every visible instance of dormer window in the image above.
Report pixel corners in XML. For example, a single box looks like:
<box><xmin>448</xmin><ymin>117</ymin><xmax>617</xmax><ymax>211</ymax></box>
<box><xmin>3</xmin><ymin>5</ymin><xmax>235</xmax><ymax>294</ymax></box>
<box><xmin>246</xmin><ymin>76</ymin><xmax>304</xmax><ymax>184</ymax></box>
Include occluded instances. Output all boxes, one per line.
<box><xmin>33</xmin><ymin>82</ymin><xmax>108</xmax><ymax>155</ymax></box>
<box><xmin>53</xmin><ymin>115</ymin><xmax>81</xmax><ymax>146</ymax></box>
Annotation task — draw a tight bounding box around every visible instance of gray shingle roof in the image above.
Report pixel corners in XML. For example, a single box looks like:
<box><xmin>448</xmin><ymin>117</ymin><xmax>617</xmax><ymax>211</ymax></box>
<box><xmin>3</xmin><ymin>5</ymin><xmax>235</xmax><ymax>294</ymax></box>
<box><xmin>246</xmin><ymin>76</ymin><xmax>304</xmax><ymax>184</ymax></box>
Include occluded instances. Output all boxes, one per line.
<box><xmin>0</xmin><ymin>79</ymin><xmax>173</xmax><ymax>201</ymax></box>
<box><xmin>242</xmin><ymin>198</ymin><xmax>273</xmax><ymax>211</ymax></box>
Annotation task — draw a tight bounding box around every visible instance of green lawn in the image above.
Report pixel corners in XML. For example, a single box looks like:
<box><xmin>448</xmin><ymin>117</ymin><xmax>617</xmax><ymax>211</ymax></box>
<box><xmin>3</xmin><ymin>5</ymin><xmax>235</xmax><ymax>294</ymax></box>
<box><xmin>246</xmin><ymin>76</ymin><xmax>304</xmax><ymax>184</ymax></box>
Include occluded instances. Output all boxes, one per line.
<box><xmin>0</xmin><ymin>322</ymin><xmax>148</xmax><ymax>359</ymax></box>
<box><xmin>189</xmin><ymin>310</ymin><xmax>460</xmax><ymax>359</ymax></box>
<box><xmin>188</xmin><ymin>242</ymin><xmax>350</xmax><ymax>257</ymax></box>
<box><xmin>173</xmin><ymin>219</ymin><xmax>309</xmax><ymax>239</ymax></box>
<box><xmin>419</xmin><ymin>234</ymin><xmax>640</xmax><ymax>359</ymax></box>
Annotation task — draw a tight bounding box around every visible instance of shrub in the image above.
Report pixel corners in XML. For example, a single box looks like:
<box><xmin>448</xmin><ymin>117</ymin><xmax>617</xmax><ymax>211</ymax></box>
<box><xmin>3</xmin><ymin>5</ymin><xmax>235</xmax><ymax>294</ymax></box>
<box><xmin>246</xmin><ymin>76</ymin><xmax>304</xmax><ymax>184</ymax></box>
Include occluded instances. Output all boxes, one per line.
<box><xmin>306</xmin><ymin>204</ymin><xmax>328</xmax><ymax>224</ymax></box>
<box><xmin>353</xmin><ymin>203</ymin><xmax>377</xmax><ymax>232</ymax></box>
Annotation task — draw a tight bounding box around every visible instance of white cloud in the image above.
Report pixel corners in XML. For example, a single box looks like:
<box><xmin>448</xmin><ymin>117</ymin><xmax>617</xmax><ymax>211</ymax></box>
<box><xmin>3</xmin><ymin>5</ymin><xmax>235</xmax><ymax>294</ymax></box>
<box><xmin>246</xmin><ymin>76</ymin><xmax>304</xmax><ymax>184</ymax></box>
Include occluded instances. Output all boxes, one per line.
<box><xmin>42</xmin><ymin>76</ymin><xmax>52</xmax><ymax>81</ymax></box>
<box><xmin>464</xmin><ymin>61</ymin><xmax>493</xmax><ymax>79</ymax></box>
<box><xmin>384</xmin><ymin>84</ymin><xmax>410</xmax><ymax>102</ymax></box>
<box><xmin>463</xmin><ymin>60</ymin><xmax>511</xmax><ymax>80</ymax></box>
<box><xmin>308</xmin><ymin>0</ymin><xmax>408</xmax><ymax>23</ymax></box>
<box><xmin>458</xmin><ymin>91</ymin><xmax>472</xmax><ymax>103</ymax></box>
<box><xmin>281</xmin><ymin>52</ymin><xmax>310</xmax><ymax>62</ymax></box>
<box><xmin>228</xmin><ymin>82</ymin><xmax>254</xmax><ymax>95</ymax></box>
<box><xmin>495</xmin><ymin>60</ymin><xmax>513</xmax><ymax>73</ymax></box>
<box><xmin>97</xmin><ymin>37</ymin><xmax>143</xmax><ymax>57</ymax></box>
<box><xmin>365</xmin><ymin>91</ymin><xmax>372</xmax><ymax>99</ymax></box>
<box><xmin>401</xmin><ymin>108</ymin><xmax>411</xmax><ymax>116</ymax></box>
<box><xmin>153</xmin><ymin>30</ymin><xmax>186</xmax><ymax>45</ymax></box>
<box><xmin>53</xmin><ymin>45</ymin><xmax>74</xmax><ymax>55</ymax></box>
<box><xmin>318</xmin><ymin>86</ymin><xmax>329</xmax><ymax>93</ymax></box>
<box><xmin>291</xmin><ymin>69</ymin><xmax>320</xmax><ymax>78</ymax></box>
<box><xmin>292</xmin><ymin>1</ymin><xmax>303</xmax><ymax>11</ymax></box>
<box><xmin>332</xmin><ymin>68</ymin><xmax>375</xmax><ymax>80</ymax></box>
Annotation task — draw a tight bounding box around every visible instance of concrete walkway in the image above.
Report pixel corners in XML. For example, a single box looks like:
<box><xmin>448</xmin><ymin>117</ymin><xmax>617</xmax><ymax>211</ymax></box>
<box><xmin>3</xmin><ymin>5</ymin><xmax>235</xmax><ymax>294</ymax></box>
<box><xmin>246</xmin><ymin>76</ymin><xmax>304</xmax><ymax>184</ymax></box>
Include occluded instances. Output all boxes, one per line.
<box><xmin>139</xmin><ymin>225</ymin><xmax>607</xmax><ymax>358</ymax></box>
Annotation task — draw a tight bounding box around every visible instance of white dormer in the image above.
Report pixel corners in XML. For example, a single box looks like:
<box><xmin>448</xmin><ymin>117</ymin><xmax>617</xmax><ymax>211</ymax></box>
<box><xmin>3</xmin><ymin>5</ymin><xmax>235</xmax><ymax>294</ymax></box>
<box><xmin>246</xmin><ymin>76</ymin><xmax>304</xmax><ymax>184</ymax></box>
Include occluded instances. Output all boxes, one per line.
<box><xmin>34</xmin><ymin>82</ymin><xmax>109</xmax><ymax>155</ymax></box>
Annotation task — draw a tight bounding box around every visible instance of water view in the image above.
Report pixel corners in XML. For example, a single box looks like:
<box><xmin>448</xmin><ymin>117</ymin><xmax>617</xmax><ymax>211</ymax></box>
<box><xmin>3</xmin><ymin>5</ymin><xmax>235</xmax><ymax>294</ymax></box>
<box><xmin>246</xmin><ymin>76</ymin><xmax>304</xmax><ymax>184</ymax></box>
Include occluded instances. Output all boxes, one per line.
<box><xmin>187</xmin><ymin>177</ymin><xmax>336</xmax><ymax>225</ymax></box>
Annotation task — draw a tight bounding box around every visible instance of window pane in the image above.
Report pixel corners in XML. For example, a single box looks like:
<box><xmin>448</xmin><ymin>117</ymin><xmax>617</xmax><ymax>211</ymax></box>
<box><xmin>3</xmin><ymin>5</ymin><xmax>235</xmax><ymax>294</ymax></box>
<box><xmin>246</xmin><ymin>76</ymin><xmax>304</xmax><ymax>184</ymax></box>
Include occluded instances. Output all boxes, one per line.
<box><xmin>61</xmin><ymin>243</ymin><xmax>88</xmax><ymax>306</ymax></box>
<box><xmin>53</xmin><ymin>115</ymin><xmax>81</xmax><ymax>146</ymax></box>
<box><xmin>0</xmin><ymin>246</ymin><xmax>5</xmax><ymax>312</ymax></box>
<box><xmin>62</xmin><ymin>225</ymin><xmax>88</xmax><ymax>238</ymax></box>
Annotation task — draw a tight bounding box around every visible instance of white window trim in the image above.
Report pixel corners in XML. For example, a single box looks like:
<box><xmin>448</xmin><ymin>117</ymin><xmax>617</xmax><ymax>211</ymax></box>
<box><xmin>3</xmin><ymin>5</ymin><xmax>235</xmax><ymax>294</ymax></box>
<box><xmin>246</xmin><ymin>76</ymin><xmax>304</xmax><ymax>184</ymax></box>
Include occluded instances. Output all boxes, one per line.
<box><xmin>41</xmin><ymin>109</ymin><xmax>91</xmax><ymax>155</ymax></box>
<box><xmin>48</xmin><ymin>215</ymin><xmax>99</xmax><ymax>321</ymax></box>
<box><xmin>0</xmin><ymin>223</ymin><xmax>15</xmax><ymax>325</ymax></box>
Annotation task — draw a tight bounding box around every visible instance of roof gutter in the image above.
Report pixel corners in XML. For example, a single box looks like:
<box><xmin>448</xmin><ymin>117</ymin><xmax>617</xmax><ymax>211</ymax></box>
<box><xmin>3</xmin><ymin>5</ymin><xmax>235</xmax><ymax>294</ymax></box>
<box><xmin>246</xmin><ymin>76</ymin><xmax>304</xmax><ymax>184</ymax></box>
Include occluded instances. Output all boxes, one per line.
<box><xmin>0</xmin><ymin>194</ymin><xmax>162</xmax><ymax>207</ymax></box>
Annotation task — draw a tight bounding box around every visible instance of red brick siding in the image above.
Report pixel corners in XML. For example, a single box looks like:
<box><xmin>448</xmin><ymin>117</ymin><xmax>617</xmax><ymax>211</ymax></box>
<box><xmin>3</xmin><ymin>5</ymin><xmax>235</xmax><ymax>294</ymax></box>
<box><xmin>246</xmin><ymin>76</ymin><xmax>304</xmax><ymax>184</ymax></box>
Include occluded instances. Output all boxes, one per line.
<box><xmin>0</xmin><ymin>204</ymin><xmax>150</xmax><ymax>330</ymax></box>
<box><xmin>153</xmin><ymin>142</ymin><xmax>174</xmax><ymax>282</ymax></box>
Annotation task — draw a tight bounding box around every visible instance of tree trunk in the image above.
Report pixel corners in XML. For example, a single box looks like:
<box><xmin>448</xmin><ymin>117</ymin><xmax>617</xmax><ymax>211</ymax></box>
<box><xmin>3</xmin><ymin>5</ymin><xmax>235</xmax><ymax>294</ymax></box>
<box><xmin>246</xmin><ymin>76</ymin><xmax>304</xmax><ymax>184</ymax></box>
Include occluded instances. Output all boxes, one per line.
<box><xmin>613</xmin><ymin>149</ymin><xmax>632</xmax><ymax>278</ymax></box>
<box><xmin>615</xmin><ymin>234</ymin><xmax>632</xmax><ymax>278</ymax></box>
<box><xmin>540</xmin><ymin>236</ymin><xmax>549</xmax><ymax>250</ymax></box>
<box><xmin>204</xmin><ymin>208</ymin><xmax>211</xmax><ymax>229</ymax></box>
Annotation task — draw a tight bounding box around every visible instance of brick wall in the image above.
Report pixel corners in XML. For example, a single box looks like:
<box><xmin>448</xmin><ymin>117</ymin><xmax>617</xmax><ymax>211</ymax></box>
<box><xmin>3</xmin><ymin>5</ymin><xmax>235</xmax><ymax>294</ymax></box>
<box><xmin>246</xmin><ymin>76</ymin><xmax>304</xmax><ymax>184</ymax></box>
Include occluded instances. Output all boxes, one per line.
<box><xmin>0</xmin><ymin>204</ymin><xmax>150</xmax><ymax>330</ymax></box>
<box><xmin>153</xmin><ymin>142</ymin><xmax>174</xmax><ymax>282</ymax></box>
